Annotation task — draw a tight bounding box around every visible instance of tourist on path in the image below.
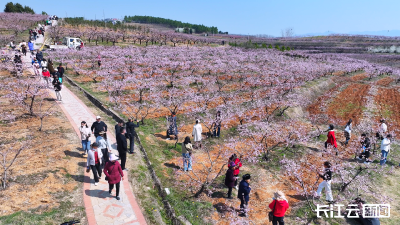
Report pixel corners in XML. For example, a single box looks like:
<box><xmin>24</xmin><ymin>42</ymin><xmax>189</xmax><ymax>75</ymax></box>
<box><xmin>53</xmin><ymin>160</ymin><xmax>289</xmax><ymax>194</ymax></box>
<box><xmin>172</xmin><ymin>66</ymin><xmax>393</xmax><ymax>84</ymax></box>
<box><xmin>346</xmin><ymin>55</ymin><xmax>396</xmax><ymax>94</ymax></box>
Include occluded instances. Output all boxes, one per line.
<box><xmin>269</xmin><ymin>191</ymin><xmax>289</xmax><ymax>225</ymax></box>
<box><xmin>325</xmin><ymin>124</ymin><xmax>338</xmax><ymax>155</ymax></box>
<box><xmin>116</xmin><ymin>127</ymin><xmax>128</xmax><ymax>170</ymax></box>
<box><xmin>41</xmin><ymin>58</ymin><xmax>48</xmax><ymax>71</ymax></box>
<box><xmin>104</xmin><ymin>154</ymin><xmax>124</xmax><ymax>200</ymax></box>
<box><xmin>357</xmin><ymin>133</ymin><xmax>372</xmax><ymax>164</ymax></box>
<box><xmin>192</xmin><ymin>119</ymin><xmax>202</xmax><ymax>148</ymax></box>
<box><xmin>91</xmin><ymin>116</ymin><xmax>108</xmax><ymax>138</ymax></box>
<box><xmin>225</xmin><ymin>162</ymin><xmax>236</xmax><ymax>199</ymax></box>
<box><xmin>96</xmin><ymin>131</ymin><xmax>112</xmax><ymax>168</ymax></box>
<box><xmin>79</xmin><ymin>121</ymin><xmax>91</xmax><ymax>155</ymax></box>
<box><xmin>229</xmin><ymin>154</ymin><xmax>242</xmax><ymax>189</ymax></box>
<box><xmin>36</xmin><ymin>50</ymin><xmax>43</xmax><ymax>67</ymax></box>
<box><xmin>380</xmin><ymin>134</ymin><xmax>392</xmax><ymax>166</ymax></box>
<box><xmin>86</xmin><ymin>142</ymin><xmax>103</xmax><ymax>186</ymax></box>
<box><xmin>28</xmin><ymin>40</ymin><xmax>34</xmax><ymax>54</ymax></box>
<box><xmin>57</xmin><ymin>63</ymin><xmax>64</xmax><ymax>78</ymax></box>
<box><xmin>42</xmin><ymin>68</ymin><xmax>51</xmax><ymax>87</ymax></box>
<box><xmin>33</xmin><ymin>59</ymin><xmax>40</xmax><ymax>76</ymax></box>
<box><xmin>213</xmin><ymin>110</ymin><xmax>222</xmax><ymax>138</ymax></box>
<box><xmin>181</xmin><ymin>136</ymin><xmax>193</xmax><ymax>171</ymax></box>
<box><xmin>125</xmin><ymin>118</ymin><xmax>139</xmax><ymax>154</ymax></box>
<box><xmin>238</xmin><ymin>174</ymin><xmax>251</xmax><ymax>216</ymax></box>
<box><xmin>21</xmin><ymin>42</ymin><xmax>27</xmax><ymax>56</ymax></box>
<box><xmin>48</xmin><ymin>59</ymin><xmax>55</xmax><ymax>75</ymax></box>
<box><xmin>344</xmin><ymin>119</ymin><xmax>352</xmax><ymax>145</ymax></box>
<box><xmin>167</xmin><ymin>112</ymin><xmax>178</xmax><ymax>140</ymax></box>
<box><xmin>115</xmin><ymin>120</ymin><xmax>124</xmax><ymax>139</ymax></box>
<box><xmin>53</xmin><ymin>75</ymin><xmax>62</xmax><ymax>101</ymax></box>
<box><xmin>315</xmin><ymin>161</ymin><xmax>333</xmax><ymax>203</ymax></box>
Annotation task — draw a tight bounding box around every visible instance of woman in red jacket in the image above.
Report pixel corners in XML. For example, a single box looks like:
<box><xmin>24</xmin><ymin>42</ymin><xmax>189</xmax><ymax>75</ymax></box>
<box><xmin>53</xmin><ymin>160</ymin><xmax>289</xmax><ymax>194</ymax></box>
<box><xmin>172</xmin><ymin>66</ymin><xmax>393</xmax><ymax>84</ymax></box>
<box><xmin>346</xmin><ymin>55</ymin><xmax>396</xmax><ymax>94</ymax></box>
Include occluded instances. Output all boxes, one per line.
<box><xmin>104</xmin><ymin>154</ymin><xmax>124</xmax><ymax>200</ymax></box>
<box><xmin>325</xmin><ymin>124</ymin><xmax>338</xmax><ymax>154</ymax></box>
<box><xmin>229</xmin><ymin>154</ymin><xmax>242</xmax><ymax>189</ymax></box>
<box><xmin>269</xmin><ymin>191</ymin><xmax>289</xmax><ymax>225</ymax></box>
<box><xmin>42</xmin><ymin>68</ymin><xmax>51</xmax><ymax>87</ymax></box>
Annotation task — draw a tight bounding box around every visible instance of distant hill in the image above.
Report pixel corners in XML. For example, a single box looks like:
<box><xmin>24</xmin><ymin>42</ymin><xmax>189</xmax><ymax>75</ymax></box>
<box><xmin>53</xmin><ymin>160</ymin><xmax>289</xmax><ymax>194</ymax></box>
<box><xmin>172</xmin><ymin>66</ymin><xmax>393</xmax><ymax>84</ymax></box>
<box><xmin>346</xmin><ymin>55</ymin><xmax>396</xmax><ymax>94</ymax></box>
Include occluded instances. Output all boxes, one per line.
<box><xmin>302</xmin><ymin>30</ymin><xmax>400</xmax><ymax>37</ymax></box>
<box><xmin>123</xmin><ymin>15</ymin><xmax>219</xmax><ymax>34</ymax></box>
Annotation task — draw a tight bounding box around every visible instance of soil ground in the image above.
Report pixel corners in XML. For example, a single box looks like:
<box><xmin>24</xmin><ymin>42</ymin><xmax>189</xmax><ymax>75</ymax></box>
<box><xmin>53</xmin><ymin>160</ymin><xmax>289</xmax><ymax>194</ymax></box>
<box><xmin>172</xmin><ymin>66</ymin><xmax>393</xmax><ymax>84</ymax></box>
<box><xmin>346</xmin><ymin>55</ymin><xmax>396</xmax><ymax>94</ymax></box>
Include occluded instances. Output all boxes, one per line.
<box><xmin>0</xmin><ymin>72</ymin><xmax>86</xmax><ymax>224</ymax></box>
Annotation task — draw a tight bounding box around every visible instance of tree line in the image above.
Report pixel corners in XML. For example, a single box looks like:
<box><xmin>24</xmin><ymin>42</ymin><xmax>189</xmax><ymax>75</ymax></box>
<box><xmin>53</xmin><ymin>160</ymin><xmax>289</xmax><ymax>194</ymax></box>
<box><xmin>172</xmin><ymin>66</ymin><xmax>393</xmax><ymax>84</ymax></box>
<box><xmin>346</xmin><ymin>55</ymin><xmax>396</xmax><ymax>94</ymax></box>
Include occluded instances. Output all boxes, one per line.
<box><xmin>4</xmin><ymin>2</ymin><xmax>35</xmax><ymax>14</ymax></box>
<box><xmin>124</xmin><ymin>15</ymin><xmax>219</xmax><ymax>34</ymax></box>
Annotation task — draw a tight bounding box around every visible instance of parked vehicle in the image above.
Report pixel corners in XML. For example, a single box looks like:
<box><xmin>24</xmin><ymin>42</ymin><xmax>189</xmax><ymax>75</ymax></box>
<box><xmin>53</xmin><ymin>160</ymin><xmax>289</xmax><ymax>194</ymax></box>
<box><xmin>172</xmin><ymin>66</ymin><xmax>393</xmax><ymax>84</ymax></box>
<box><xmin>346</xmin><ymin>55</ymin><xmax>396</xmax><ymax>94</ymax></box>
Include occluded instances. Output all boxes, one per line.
<box><xmin>48</xmin><ymin>37</ymin><xmax>84</xmax><ymax>50</ymax></box>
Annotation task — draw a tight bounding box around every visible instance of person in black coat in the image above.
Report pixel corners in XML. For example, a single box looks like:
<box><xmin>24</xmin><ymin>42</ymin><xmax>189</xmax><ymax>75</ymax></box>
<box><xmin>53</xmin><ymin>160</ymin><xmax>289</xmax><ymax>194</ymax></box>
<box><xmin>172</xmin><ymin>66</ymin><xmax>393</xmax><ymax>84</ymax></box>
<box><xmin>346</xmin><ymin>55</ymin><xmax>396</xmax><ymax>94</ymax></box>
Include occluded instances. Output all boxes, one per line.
<box><xmin>57</xmin><ymin>63</ymin><xmax>65</xmax><ymax>78</ymax></box>
<box><xmin>116</xmin><ymin>127</ymin><xmax>128</xmax><ymax>170</ymax></box>
<box><xmin>357</xmin><ymin>133</ymin><xmax>372</xmax><ymax>164</ymax></box>
<box><xmin>115</xmin><ymin>120</ymin><xmax>124</xmax><ymax>138</ymax></box>
<box><xmin>36</xmin><ymin>50</ymin><xmax>43</xmax><ymax>67</ymax></box>
<box><xmin>91</xmin><ymin>116</ymin><xmax>107</xmax><ymax>137</ymax></box>
<box><xmin>125</xmin><ymin>118</ymin><xmax>139</xmax><ymax>154</ymax></box>
<box><xmin>225</xmin><ymin>162</ymin><xmax>236</xmax><ymax>199</ymax></box>
<box><xmin>238</xmin><ymin>174</ymin><xmax>251</xmax><ymax>216</ymax></box>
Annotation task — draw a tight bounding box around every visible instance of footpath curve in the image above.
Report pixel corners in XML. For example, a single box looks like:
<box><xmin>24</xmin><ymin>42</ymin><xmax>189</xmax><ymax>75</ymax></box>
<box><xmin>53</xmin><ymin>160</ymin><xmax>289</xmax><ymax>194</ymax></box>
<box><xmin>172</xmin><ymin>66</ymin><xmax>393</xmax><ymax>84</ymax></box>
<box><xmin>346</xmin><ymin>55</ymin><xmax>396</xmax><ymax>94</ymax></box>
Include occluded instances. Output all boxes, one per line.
<box><xmin>21</xmin><ymin>33</ymin><xmax>147</xmax><ymax>225</ymax></box>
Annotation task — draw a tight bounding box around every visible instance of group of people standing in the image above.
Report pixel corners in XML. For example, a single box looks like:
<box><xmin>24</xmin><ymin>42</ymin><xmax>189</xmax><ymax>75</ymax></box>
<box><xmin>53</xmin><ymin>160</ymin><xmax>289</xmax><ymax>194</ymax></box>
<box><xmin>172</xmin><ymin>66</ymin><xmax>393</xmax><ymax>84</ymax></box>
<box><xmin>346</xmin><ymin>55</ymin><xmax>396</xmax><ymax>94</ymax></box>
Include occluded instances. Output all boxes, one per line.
<box><xmin>80</xmin><ymin>116</ymin><xmax>139</xmax><ymax>200</ymax></box>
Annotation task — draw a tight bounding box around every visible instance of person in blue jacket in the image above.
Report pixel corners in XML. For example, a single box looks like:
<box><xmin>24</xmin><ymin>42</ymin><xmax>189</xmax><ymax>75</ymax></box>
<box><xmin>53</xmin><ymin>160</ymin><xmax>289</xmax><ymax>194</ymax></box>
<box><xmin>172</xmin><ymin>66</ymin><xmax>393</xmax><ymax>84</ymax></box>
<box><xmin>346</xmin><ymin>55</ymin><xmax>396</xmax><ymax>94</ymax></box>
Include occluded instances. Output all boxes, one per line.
<box><xmin>238</xmin><ymin>174</ymin><xmax>251</xmax><ymax>216</ymax></box>
<box><xmin>28</xmin><ymin>40</ymin><xmax>35</xmax><ymax>54</ymax></box>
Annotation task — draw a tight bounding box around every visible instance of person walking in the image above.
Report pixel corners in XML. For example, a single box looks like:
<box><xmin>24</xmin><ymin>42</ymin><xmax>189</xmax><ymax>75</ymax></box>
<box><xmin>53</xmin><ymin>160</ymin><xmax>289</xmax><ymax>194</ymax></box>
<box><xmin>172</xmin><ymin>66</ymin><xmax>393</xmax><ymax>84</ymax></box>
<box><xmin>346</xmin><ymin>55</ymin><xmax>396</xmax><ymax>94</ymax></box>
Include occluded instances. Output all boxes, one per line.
<box><xmin>36</xmin><ymin>50</ymin><xmax>43</xmax><ymax>67</ymax></box>
<box><xmin>48</xmin><ymin>59</ymin><xmax>55</xmax><ymax>76</ymax></box>
<box><xmin>125</xmin><ymin>118</ymin><xmax>139</xmax><ymax>154</ymax></box>
<box><xmin>167</xmin><ymin>112</ymin><xmax>178</xmax><ymax>140</ymax></box>
<box><xmin>57</xmin><ymin>63</ymin><xmax>64</xmax><ymax>78</ymax></box>
<box><xmin>91</xmin><ymin>116</ymin><xmax>108</xmax><ymax>138</ymax></box>
<box><xmin>213</xmin><ymin>110</ymin><xmax>222</xmax><ymax>138</ymax></box>
<box><xmin>104</xmin><ymin>154</ymin><xmax>124</xmax><ymax>200</ymax></box>
<box><xmin>53</xmin><ymin>75</ymin><xmax>62</xmax><ymax>101</ymax></box>
<box><xmin>33</xmin><ymin>59</ymin><xmax>40</xmax><ymax>76</ymax></box>
<box><xmin>116</xmin><ymin>127</ymin><xmax>128</xmax><ymax>170</ymax></box>
<box><xmin>96</xmin><ymin>131</ymin><xmax>112</xmax><ymax>168</ymax></box>
<box><xmin>238</xmin><ymin>174</ymin><xmax>251</xmax><ymax>216</ymax></box>
<box><xmin>86</xmin><ymin>142</ymin><xmax>103</xmax><ymax>186</ymax></box>
<box><xmin>79</xmin><ymin>121</ymin><xmax>91</xmax><ymax>155</ymax></box>
<box><xmin>229</xmin><ymin>154</ymin><xmax>242</xmax><ymax>189</ymax></box>
<box><xmin>192</xmin><ymin>119</ymin><xmax>202</xmax><ymax>148</ymax></box>
<box><xmin>325</xmin><ymin>124</ymin><xmax>338</xmax><ymax>155</ymax></box>
<box><xmin>41</xmin><ymin>58</ymin><xmax>48</xmax><ymax>71</ymax></box>
<box><xmin>115</xmin><ymin>120</ymin><xmax>124</xmax><ymax>139</ymax></box>
<box><xmin>181</xmin><ymin>136</ymin><xmax>193</xmax><ymax>171</ymax></box>
<box><xmin>380</xmin><ymin>134</ymin><xmax>392</xmax><ymax>166</ymax></box>
<box><xmin>225</xmin><ymin>162</ymin><xmax>236</xmax><ymax>199</ymax></box>
<box><xmin>21</xmin><ymin>42</ymin><xmax>27</xmax><ymax>56</ymax></box>
<box><xmin>315</xmin><ymin>161</ymin><xmax>333</xmax><ymax>203</ymax></box>
<box><xmin>344</xmin><ymin>119</ymin><xmax>352</xmax><ymax>145</ymax></box>
<box><xmin>33</xmin><ymin>30</ymin><xmax>37</xmax><ymax>40</ymax></box>
<box><xmin>357</xmin><ymin>133</ymin><xmax>372</xmax><ymax>164</ymax></box>
<box><xmin>269</xmin><ymin>191</ymin><xmax>289</xmax><ymax>225</ymax></box>
<box><xmin>42</xmin><ymin>68</ymin><xmax>51</xmax><ymax>87</ymax></box>
<box><xmin>28</xmin><ymin>40</ymin><xmax>35</xmax><ymax>54</ymax></box>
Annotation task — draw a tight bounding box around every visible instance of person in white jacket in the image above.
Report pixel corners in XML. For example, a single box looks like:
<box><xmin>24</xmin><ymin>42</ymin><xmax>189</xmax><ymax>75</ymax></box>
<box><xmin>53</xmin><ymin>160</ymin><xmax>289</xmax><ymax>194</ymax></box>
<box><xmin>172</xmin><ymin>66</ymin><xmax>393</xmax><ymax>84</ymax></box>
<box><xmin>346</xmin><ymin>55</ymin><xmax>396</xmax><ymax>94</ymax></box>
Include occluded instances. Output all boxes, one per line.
<box><xmin>86</xmin><ymin>142</ymin><xmax>103</xmax><ymax>185</ymax></box>
<box><xmin>96</xmin><ymin>131</ymin><xmax>112</xmax><ymax>168</ymax></box>
<box><xmin>79</xmin><ymin>121</ymin><xmax>91</xmax><ymax>155</ymax></box>
<box><xmin>380</xmin><ymin>134</ymin><xmax>391</xmax><ymax>166</ymax></box>
<box><xmin>377</xmin><ymin>119</ymin><xmax>387</xmax><ymax>140</ymax></box>
<box><xmin>192</xmin><ymin>119</ymin><xmax>203</xmax><ymax>148</ymax></box>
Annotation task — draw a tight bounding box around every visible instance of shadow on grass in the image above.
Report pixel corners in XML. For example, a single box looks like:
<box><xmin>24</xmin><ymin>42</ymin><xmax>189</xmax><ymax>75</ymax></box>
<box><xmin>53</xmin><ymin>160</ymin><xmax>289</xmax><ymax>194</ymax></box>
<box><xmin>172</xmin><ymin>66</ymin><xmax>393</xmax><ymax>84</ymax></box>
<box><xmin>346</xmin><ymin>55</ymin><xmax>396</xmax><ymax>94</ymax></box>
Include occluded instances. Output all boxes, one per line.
<box><xmin>211</xmin><ymin>191</ymin><xmax>225</xmax><ymax>198</ymax></box>
<box><xmin>64</xmin><ymin>150</ymin><xmax>83</xmax><ymax>158</ymax></box>
<box><xmin>164</xmin><ymin>162</ymin><xmax>180</xmax><ymax>169</ymax></box>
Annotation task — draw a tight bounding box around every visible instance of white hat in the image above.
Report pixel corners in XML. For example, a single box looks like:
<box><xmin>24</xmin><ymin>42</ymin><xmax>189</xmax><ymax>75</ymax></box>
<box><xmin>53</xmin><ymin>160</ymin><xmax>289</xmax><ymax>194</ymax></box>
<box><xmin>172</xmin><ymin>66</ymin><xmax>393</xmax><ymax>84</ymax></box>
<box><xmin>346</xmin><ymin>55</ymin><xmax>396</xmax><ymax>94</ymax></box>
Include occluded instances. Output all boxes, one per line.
<box><xmin>109</xmin><ymin>153</ymin><xmax>118</xmax><ymax>161</ymax></box>
<box><xmin>96</xmin><ymin>116</ymin><xmax>101</xmax><ymax>119</ymax></box>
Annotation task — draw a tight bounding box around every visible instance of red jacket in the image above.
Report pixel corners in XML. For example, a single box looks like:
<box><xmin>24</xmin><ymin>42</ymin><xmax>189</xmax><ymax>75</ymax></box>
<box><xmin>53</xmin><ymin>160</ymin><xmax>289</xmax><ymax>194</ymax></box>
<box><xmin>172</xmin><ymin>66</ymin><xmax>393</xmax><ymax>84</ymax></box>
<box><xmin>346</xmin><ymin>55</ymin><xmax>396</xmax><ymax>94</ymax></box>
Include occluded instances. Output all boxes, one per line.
<box><xmin>103</xmin><ymin>161</ymin><xmax>123</xmax><ymax>184</ymax></box>
<box><xmin>327</xmin><ymin>130</ymin><xmax>337</xmax><ymax>148</ymax></box>
<box><xmin>233</xmin><ymin>158</ymin><xmax>242</xmax><ymax>176</ymax></box>
<box><xmin>42</xmin><ymin>70</ymin><xmax>50</xmax><ymax>77</ymax></box>
<box><xmin>269</xmin><ymin>200</ymin><xmax>289</xmax><ymax>217</ymax></box>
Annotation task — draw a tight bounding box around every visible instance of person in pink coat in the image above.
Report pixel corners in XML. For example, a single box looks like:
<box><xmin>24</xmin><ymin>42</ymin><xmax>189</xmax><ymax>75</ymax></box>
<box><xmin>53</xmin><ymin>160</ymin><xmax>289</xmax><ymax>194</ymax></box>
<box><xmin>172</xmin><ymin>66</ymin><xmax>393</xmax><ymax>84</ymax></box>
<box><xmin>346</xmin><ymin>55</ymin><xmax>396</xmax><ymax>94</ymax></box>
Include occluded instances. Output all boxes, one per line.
<box><xmin>103</xmin><ymin>154</ymin><xmax>124</xmax><ymax>200</ymax></box>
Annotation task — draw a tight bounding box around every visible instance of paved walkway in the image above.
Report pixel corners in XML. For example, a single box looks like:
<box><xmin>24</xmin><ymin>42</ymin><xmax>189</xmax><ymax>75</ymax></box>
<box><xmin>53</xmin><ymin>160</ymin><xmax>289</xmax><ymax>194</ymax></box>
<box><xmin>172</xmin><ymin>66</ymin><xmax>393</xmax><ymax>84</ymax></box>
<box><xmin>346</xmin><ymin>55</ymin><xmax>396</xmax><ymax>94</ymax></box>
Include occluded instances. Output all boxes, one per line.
<box><xmin>20</xmin><ymin>31</ymin><xmax>147</xmax><ymax>225</ymax></box>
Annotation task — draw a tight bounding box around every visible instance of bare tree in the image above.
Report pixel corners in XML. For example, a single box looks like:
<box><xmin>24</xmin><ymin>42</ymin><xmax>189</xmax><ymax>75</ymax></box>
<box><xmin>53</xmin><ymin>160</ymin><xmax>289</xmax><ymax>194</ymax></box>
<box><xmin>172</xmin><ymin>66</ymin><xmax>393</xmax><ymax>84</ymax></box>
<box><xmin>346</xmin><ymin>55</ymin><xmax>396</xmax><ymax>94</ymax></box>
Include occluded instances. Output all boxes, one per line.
<box><xmin>281</xmin><ymin>28</ymin><xmax>295</xmax><ymax>38</ymax></box>
<box><xmin>0</xmin><ymin>138</ymin><xmax>31</xmax><ymax>189</ymax></box>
